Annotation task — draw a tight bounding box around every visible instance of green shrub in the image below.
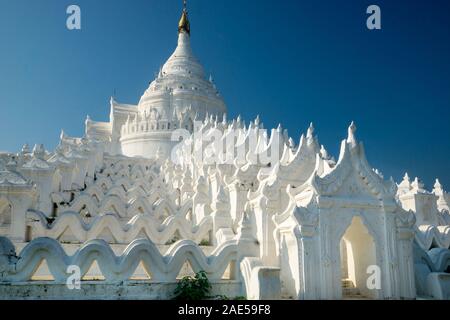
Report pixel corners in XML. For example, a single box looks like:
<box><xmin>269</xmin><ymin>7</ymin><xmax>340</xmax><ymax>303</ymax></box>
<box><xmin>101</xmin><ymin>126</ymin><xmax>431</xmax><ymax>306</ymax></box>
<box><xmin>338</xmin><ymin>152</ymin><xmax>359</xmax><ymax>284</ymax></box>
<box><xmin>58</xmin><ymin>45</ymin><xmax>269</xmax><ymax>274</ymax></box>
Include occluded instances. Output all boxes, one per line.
<box><xmin>174</xmin><ymin>270</ymin><xmax>212</xmax><ymax>300</ymax></box>
<box><xmin>199</xmin><ymin>239</ymin><xmax>211</xmax><ymax>246</ymax></box>
<box><xmin>210</xmin><ymin>295</ymin><xmax>247</xmax><ymax>300</ymax></box>
<box><xmin>165</xmin><ymin>235</ymin><xmax>179</xmax><ymax>245</ymax></box>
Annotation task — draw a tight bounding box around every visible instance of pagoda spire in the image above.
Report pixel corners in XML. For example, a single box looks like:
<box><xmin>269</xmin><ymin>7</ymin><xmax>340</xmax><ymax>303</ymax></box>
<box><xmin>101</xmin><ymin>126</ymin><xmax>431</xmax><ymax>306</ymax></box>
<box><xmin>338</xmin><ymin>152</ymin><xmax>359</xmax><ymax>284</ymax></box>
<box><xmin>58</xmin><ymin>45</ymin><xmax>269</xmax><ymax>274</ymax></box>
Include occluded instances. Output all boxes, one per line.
<box><xmin>178</xmin><ymin>0</ymin><xmax>190</xmax><ymax>35</ymax></box>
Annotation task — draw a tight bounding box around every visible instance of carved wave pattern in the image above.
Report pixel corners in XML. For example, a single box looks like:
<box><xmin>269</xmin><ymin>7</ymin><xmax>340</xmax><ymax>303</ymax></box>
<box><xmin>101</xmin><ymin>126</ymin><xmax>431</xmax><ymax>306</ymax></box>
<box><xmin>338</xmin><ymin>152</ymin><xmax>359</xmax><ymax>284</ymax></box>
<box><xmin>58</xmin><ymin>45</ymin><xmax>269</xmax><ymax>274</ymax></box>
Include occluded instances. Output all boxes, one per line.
<box><xmin>415</xmin><ymin>224</ymin><xmax>450</xmax><ymax>250</ymax></box>
<box><xmin>0</xmin><ymin>237</ymin><xmax>238</xmax><ymax>283</ymax></box>
<box><xmin>26</xmin><ymin>210</ymin><xmax>212</xmax><ymax>245</ymax></box>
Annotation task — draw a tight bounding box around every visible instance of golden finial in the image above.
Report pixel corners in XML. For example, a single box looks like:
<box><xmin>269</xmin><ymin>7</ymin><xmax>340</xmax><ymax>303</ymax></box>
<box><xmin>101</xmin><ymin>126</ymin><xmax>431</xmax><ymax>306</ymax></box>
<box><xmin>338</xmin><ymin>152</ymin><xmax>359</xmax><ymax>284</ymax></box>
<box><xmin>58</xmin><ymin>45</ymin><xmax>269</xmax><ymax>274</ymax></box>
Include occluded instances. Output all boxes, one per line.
<box><xmin>178</xmin><ymin>0</ymin><xmax>190</xmax><ymax>35</ymax></box>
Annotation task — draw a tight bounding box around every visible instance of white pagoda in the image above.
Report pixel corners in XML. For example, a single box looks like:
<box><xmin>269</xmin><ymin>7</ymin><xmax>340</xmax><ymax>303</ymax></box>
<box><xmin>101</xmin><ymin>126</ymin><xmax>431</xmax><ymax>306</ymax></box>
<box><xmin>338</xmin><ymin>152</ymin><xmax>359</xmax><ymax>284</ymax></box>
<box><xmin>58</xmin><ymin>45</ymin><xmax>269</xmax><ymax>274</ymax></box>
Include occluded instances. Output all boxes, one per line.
<box><xmin>86</xmin><ymin>5</ymin><xmax>226</xmax><ymax>159</ymax></box>
<box><xmin>0</xmin><ymin>3</ymin><xmax>449</xmax><ymax>300</ymax></box>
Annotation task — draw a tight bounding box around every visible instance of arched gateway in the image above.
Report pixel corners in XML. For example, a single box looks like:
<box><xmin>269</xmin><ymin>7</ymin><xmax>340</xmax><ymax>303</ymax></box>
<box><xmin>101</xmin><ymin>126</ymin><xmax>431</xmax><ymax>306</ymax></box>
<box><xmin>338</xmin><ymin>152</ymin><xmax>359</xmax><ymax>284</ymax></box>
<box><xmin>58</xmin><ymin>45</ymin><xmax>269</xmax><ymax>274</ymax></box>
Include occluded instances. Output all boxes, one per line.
<box><xmin>273</xmin><ymin>123</ymin><xmax>417</xmax><ymax>299</ymax></box>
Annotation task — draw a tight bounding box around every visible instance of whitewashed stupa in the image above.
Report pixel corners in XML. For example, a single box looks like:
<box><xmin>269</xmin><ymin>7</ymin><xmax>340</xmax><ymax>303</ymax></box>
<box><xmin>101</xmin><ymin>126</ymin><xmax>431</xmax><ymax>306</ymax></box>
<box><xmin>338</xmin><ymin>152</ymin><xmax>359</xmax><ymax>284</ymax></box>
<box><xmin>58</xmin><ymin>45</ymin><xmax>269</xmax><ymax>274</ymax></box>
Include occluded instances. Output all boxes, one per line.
<box><xmin>86</xmin><ymin>5</ymin><xmax>226</xmax><ymax>159</ymax></box>
<box><xmin>0</xmin><ymin>3</ymin><xmax>449</xmax><ymax>300</ymax></box>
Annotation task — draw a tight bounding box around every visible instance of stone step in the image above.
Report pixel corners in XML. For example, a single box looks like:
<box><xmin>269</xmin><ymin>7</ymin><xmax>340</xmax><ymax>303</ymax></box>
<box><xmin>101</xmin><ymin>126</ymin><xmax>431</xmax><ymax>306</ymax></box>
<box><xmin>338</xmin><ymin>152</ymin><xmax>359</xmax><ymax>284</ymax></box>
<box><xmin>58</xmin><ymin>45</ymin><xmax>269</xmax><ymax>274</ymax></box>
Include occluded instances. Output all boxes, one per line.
<box><xmin>342</xmin><ymin>287</ymin><xmax>361</xmax><ymax>297</ymax></box>
<box><xmin>342</xmin><ymin>279</ymin><xmax>363</xmax><ymax>298</ymax></box>
<box><xmin>341</xmin><ymin>279</ymin><xmax>355</xmax><ymax>288</ymax></box>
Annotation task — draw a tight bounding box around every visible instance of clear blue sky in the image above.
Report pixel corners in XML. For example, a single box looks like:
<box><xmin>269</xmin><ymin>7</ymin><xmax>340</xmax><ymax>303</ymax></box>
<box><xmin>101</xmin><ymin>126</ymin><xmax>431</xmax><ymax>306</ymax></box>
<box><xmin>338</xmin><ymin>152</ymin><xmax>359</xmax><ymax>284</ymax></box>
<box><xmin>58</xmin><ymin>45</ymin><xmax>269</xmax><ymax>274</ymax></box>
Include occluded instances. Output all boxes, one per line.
<box><xmin>0</xmin><ymin>0</ymin><xmax>449</xmax><ymax>189</ymax></box>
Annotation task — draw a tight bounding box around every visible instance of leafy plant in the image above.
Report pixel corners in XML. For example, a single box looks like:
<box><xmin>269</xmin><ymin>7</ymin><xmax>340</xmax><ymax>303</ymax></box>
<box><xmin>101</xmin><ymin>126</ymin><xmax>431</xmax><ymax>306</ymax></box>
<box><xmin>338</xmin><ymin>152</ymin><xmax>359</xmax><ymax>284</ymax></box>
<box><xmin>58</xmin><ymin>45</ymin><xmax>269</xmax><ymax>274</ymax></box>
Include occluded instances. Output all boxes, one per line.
<box><xmin>199</xmin><ymin>239</ymin><xmax>211</xmax><ymax>246</ymax></box>
<box><xmin>174</xmin><ymin>270</ymin><xmax>212</xmax><ymax>300</ymax></box>
<box><xmin>165</xmin><ymin>235</ymin><xmax>179</xmax><ymax>245</ymax></box>
<box><xmin>209</xmin><ymin>295</ymin><xmax>247</xmax><ymax>300</ymax></box>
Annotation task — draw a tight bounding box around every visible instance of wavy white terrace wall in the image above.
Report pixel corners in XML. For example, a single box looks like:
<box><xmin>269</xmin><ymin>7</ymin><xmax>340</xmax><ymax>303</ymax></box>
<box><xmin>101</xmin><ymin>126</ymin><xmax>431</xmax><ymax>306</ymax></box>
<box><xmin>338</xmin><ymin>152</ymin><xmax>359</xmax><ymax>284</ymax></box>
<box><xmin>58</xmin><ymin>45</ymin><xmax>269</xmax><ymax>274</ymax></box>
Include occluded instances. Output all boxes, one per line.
<box><xmin>0</xmin><ymin>235</ymin><xmax>280</xmax><ymax>300</ymax></box>
<box><xmin>25</xmin><ymin>211</ymin><xmax>213</xmax><ymax>245</ymax></box>
<box><xmin>12</xmin><ymin>242</ymin><xmax>218</xmax><ymax>282</ymax></box>
<box><xmin>1</xmin><ymin>120</ymin><xmax>449</xmax><ymax>300</ymax></box>
<box><xmin>0</xmin><ymin>237</ymin><xmax>239</xmax><ymax>282</ymax></box>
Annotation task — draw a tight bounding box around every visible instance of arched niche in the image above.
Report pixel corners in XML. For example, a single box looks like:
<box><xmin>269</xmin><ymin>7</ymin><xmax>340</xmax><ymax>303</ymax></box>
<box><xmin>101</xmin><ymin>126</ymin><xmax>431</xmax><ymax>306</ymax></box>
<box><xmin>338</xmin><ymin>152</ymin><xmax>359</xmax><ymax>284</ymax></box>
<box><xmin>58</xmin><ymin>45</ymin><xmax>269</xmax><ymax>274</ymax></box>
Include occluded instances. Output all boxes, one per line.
<box><xmin>0</xmin><ymin>198</ymin><xmax>12</xmax><ymax>227</ymax></box>
<box><xmin>340</xmin><ymin>216</ymin><xmax>378</xmax><ymax>299</ymax></box>
<box><xmin>51</xmin><ymin>169</ymin><xmax>62</xmax><ymax>193</ymax></box>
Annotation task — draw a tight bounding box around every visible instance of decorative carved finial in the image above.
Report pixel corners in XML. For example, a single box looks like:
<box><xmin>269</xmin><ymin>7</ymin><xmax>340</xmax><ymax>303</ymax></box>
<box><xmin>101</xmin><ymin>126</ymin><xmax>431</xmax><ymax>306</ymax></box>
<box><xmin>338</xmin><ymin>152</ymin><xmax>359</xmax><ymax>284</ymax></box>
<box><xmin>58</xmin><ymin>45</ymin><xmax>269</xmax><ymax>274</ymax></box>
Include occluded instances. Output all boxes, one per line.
<box><xmin>306</xmin><ymin>123</ymin><xmax>318</xmax><ymax>148</ymax></box>
<box><xmin>374</xmin><ymin>168</ymin><xmax>384</xmax><ymax>179</ymax></box>
<box><xmin>178</xmin><ymin>0</ymin><xmax>190</xmax><ymax>35</ymax></box>
<box><xmin>307</xmin><ymin>122</ymin><xmax>314</xmax><ymax>138</ymax></box>
<box><xmin>411</xmin><ymin>177</ymin><xmax>425</xmax><ymax>192</ymax></box>
<box><xmin>288</xmin><ymin>137</ymin><xmax>295</xmax><ymax>149</ymax></box>
<box><xmin>388</xmin><ymin>176</ymin><xmax>397</xmax><ymax>194</ymax></box>
<box><xmin>403</xmin><ymin>172</ymin><xmax>410</xmax><ymax>182</ymax></box>
<box><xmin>347</xmin><ymin>121</ymin><xmax>357</xmax><ymax>147</ymax></box>
<box><xmin>433</xmin><ymin>179</ymin><xmax>444</xmax><ymax>196</ymax></box>
<box><xmin>32</xmin><ymin>144</ymin><xmax>45</xmax><ymax>159</ymax></box>
<box><xmin>277</xmin><ymin>123</ymin><xmax>282</xmax><ymax>132</ymax></box>
<box><xmin>397</xmin><ymin>172</ymin><xmax>412</xmax><ymax>194</ymax></box>
<box><xmin>237</xmin><ymin>204</ymin><xmax>253</xmax><ymax>240</ymax></box>
<box><xmin>320</xmin><ymin>145</ymin><xmax>329</xmax><ymax>160</ymax></box>
<box><xmin>434</xmin><ymin>179</ymin><xmax>442</xmax><ymax>189</ymax></box>
<box><xmin>21</xmin><ymin>144</ymin><xmax>30</xmax><ymax>154</ymax></box>
<box><xmin>212</xmin><ymin>185</ymin><xmax>229</xmax><ymax>212</ymax></box>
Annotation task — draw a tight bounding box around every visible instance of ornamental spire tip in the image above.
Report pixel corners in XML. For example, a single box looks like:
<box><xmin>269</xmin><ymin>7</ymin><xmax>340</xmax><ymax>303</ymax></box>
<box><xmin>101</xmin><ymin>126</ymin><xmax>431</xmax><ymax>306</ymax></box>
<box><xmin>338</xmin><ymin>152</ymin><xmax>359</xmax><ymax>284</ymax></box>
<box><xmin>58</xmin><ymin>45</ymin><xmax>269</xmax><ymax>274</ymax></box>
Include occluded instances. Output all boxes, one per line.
<box><xmin>178</xmin><ymin>0</ymin><xmax>190</xmax><ymax>35</ymax></box>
